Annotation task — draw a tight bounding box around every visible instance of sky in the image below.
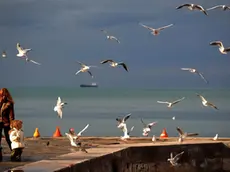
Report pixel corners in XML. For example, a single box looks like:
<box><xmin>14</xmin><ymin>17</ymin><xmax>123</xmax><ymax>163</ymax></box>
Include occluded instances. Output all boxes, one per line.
<box><xmin>0</xmin><ymin>0</ymin><xmax>230</xmax><ymax>89</ymax></box>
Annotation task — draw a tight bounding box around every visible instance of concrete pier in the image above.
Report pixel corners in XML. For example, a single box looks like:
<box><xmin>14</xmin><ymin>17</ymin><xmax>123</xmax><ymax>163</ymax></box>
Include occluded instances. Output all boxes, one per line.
<box><xmin>1</xmin><ymin>137</ymin><xmax>230</xmax><ymax>172</ymax></box>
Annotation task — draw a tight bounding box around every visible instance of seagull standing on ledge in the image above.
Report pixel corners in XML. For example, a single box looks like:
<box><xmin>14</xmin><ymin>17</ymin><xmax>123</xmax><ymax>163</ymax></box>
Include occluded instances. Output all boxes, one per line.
<box><xmin>176</xmin><ymin>4</ymin><xmax>208</xmax><ymax>15</ymax></box>
<box><xmin>121</xmin><ymin>126</ymin><xmax>134</xmax><ymax>141</ymax></box>
<box><xmin>181</xmin><ymin>68</ymin><xmax>208</xmax><ymax>84</ymax></box>
<box><xmin>196</xmin><ymin>94</ymin><xmax>218</xmax><ymax>110</ymax></box>
<box><xmin>207</xmin><ymin>5</ymin><xmax>230</xmax><ymax>11</ymax></box>
<box><xmin>167</xmin><ymin>151</ymin><xmax>184</xmax><ymax>166</ymax></box>
<box><xmin>53</xmin><ymin>97</ymin><xmax>67</xmax><ymax>119</ymax></box>
<box><xmin>213</xmin><ymin>134</ymin><xmax>218</xmax><ymax>141</ymax></box>
<box><xmin>210</xmin><ymin>41</ymin><xmax>230</xmax><ymax>54</ymax></box>
<box><xmin>100</xmin><ymin>59</ymin><xmax>128</xmax><ymax>72</ymax></box>
<box><xmin>101</xmin><ymin>30</ymin><xmax>120</xmax><ymax>43</ymax></box>
<box><xmin>75</xmin><ymin>61</ymin><xmax>97</xmax><ymax>78</ymax></box>
<box><xmin>139</xmin><ymin>23</ymin><xmax>173</xmax><ymax>36</ymax></box>
<box><xmin>157</xmin><ymin>97</ymin><xmax>185</xmax><ymax>108</ymax></box>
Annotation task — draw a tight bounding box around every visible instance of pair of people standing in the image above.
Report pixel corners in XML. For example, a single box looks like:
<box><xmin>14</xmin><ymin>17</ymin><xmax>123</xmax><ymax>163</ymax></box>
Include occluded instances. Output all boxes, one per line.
<box><xmin>0</xmin><ymin>88</ymin><xmax>24</xmax><ymax>161</ymax></box>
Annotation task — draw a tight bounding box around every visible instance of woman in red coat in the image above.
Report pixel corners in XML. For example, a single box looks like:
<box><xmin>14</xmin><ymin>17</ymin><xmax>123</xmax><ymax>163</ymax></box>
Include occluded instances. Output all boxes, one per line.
<box><xmin>0</xmin><ymin>88</ymin><xmax>15</xmax><ymax>160</ymax></box>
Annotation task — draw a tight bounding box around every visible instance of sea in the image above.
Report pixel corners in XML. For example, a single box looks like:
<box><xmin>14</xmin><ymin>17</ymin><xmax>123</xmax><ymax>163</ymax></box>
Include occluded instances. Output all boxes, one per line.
<box><xmin>9</xmin><ymin>87</ymin><xmax>230</xmax><ymax>138</ymax></box>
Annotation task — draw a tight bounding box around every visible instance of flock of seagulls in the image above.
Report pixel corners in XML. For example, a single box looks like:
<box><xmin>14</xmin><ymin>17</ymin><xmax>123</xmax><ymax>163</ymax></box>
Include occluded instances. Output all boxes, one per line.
<box><xmin>1</xmin><ymin>1</ymin><xmax>228</xmax><ymax>167</ymax></box>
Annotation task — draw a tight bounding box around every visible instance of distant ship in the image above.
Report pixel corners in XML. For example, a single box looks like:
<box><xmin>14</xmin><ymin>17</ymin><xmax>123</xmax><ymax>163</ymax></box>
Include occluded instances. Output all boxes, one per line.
<box><xmin>80</xmin><ymin>82</ymin><xmax>98</xmax><ymax>88</ymax></box>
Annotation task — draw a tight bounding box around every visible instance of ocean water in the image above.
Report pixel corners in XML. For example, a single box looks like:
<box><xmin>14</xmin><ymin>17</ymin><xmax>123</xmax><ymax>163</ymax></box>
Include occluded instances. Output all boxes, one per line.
<box><xmin>8</xmin><ymin>87</ymin><xmax>230</xmax><ymax>138</ymax></box>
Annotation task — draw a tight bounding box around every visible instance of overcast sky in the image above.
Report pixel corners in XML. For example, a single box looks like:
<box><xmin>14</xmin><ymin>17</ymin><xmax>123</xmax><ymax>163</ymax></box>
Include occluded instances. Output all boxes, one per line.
<box><xmin>0</xmin><ymin>0</ymin><xmax>229</xmax><ymax>89</ymax></box>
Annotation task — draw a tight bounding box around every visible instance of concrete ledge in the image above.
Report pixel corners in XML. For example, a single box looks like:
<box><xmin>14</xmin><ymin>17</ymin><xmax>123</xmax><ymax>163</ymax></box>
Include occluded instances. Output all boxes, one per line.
<box><xmin>5</xmin><ymin>138</ymin><xmax>230</xmax><ymax>172</ymax></box>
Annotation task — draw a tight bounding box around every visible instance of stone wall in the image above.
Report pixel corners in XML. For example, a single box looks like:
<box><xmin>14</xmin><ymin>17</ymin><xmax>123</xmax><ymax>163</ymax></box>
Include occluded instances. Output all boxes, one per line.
<box><xmin>59</xmin><ymin>143</ymin><xmax>230</xmax><ymax>172</ymax></box>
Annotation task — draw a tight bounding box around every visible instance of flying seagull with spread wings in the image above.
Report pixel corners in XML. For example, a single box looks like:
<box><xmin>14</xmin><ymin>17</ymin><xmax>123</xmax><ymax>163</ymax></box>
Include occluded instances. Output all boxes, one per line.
<box><xmin>167</xmin><ymin>151</ymin><xmax>184</xmax><ymax>166</ymax></box>
<box><xmin>101</xmin><ymin>30</ymin><xmax>120</xmax><ymax>43</ymax></box>
<box><xmin>207</xmin><ymin>5</ymin><xmax>230</xmax><ymax>11</ymax></box>
<box><xmin>139</xmin><ymin>23</ymin><xmax>173</xmax><ymax>36</ymax></box>
<box><xmin>181</xmin><ymin>68</ymin><xmax>208</xmax><ymax>84</ymax></box>
<box><xmin>157</xmin><ymin>97</ymin><xmax>185</xmax><ymax>108</ymax></box>
<box><xmin>75</xmin><ymin>61</ymin><xmax>97</xmax><ymax>78</ymax></box>
<box><xmin>53</xmin><ymin>97</ymin><xmax>67</xmax><ymax>119</ymax></box>
<box><xmin>196</xmin><ymin>94</ymin><xmax>218</xmax><ymax>110</ymax></box>
<box><xmin>210</xmin><ymin>41</ymin><xmax>230</xmax><ymax>55</ymax></box>
<box><xmin>2</xmin><ymin>51</ymin><xmax>7</xmax><ymax>58</ymax></box>
<box><xmin>100</xmin><ymin>59</ymin><xmax>128</xmax><ymax>72</ymax></box>
<box><xmin>176</xmin><ymin>4</ymin><xmax>208</xmax><ymax>15</ymax></box>
<box><xmin>177</xmin><ymin>127</ymin><xmax>199</xmax><ymax>143</ymax></box>
<box><xmin>141</xmin><ymin>118</ymin><xmax>158</xmax><ymax>136</ymax></box>
<box><xmin>16</xmin><ymin>43</ymin><xmax>41</xmax><ymax>65</ymax></box>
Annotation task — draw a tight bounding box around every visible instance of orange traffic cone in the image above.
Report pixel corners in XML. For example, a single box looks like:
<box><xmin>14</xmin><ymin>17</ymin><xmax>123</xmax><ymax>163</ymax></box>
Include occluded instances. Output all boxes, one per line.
<box><xmin>53</xmin><ymin>126</ymin><xmax>62</xmax><ymax>137</ymax></box>
<box><xmin>33</xmin><ymin>128</ymin><xmax>40</xmax><ymax>138</ymax></box>
<box><xmin>160</xmin><ymin>128</ymin><xmax>168</xmax><ymax>138</ymax></box>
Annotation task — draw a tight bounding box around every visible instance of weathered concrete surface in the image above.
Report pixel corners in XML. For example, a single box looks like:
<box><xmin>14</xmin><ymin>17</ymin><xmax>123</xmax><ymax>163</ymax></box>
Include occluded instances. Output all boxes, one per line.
<box><xmin>2</xmin><ymin>137</ymin><xmax>230</xmax><ymax>172</ymax></box>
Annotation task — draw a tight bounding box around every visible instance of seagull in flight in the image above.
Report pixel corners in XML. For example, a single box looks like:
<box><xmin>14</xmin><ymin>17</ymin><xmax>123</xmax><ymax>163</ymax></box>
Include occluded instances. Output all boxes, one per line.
<box><xmin>139</xmin><ymin>23</ymin><xmax>173</xmax><ymax>36</ymax></box>
<box><xmin>100</xmin><ymin>59</ymin><xmax>128</xmax><ymax>72</ymax></box>
<box><xmin>75</xmin><ymin>61</ymin><xmax>97</xmax><ymax>78</ymax></box>
<box><xmin>53</xmin><ymin>97</ymin><xmax>67</xmax><ymax>119</ymax></box>
<box><xmin>181</xmin><ymin>68</ymin><xmax>208</xmax><ymax>84</ymax></box>
<box><xmin>69</xmin><ymin>124</ymin><xmax>90</xmax><ymax>140</ymax></box>
<box><xmin>65</xmin><ymin>133</ymin><xmax>88</xmax><ymax>153</ymax></box>
<box><xmin>167</xmin><ymin>151</ymin><xmax>184</xmax><ymax>166</ymax></box>
<box><xmin>141</xmin><ymin>118</ymin><xmax>158</xmax><ymax>136</ymax></box>
<box><xmin>116</xmin><ymin>113</ymin><xmax>132</xmax><ymax>129</ymax></box>
<box><xmin>196</xmin><ymin>94</ymin><xmax>218</xmax><ymax>110</ymax></box>
<box><xmin>101</xmin><ymin>30</ymin><xmax>120</xmax><ymax>43</ymax></box>
<box><xmin>176</xmin><ymin>127</ymin><xmax>199</xmax><ymax>143</ymax></box>
<box><xmin>16</xmin><ymin>43</ymin><xmax>41</xmax><ymax>65</ymax></box>
<box><xmin>176</xmin><ymin>4</ymin><xmax>208</xmax><ymax>15</ymax></box>
<box><xmin>157</xmin><ymin>97</ymin><xmax>185</xmax><ymax>108</ymax></box>
<box><xmin>210</xmin><ymin>41</ymin><xmax>230</xmax><ymax>55</ymax></box>
<box><xmin>2</xmin><ymin>51</ymin><xmax>7</xmax><ymax>58</ymax></box>
<box><xmin>207</xmin><ymin>5</ymin><xmax>230</xmax><ymax>11</ymax></box>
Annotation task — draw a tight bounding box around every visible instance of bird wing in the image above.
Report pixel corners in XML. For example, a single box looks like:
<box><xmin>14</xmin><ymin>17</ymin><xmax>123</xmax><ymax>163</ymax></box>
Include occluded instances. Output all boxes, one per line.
<box><xmin>75</xmin><ymin>69</ymin><xmax>82</xmax><ymax>75</ymax></box>
<box><xmin>170</xmin><ymin>152</ymin><xmax>174</xmax><ymax>159</ymax></box>
<box><xmin>181</xmin><ymin>68</ymin><xmax>192</xmax><ymax>71</ymax></box>
<box><xmin>176</xmin><ymin>4</ymin><xmax>191</xmax><ymax>9</ymax></box>
<box><xmin>76</xmin><ymin>61</ymin><xmax>86</xmax><ymax>67</ymax></box>
<box><xmin>207</xmin><ymin>102</ymin><xmax>218</xmax><ymax>110</ymax></box>
<box><xmin>207</xmin><ymin>5</ymin><xmax>223</xmax><ymax>11</ymax></box>
<box><xmin>118</xmin><ymin>63</ymin><xmax>128</xmax><ymax>72</ymax></box>
<box><xmin>195</xmin><ymin>5</ymin><xmax>206</xmax><ymax>11</ymax></box>
<box><xmin>65</xmin><ymin>133</ymin><xmax>74</xmax><ymax>143</ymax></box>
<box><xmin>187</xmin><ymin>133</ymin><xmax>199</xmax><ymax>137</ymax></box>
<box><xmin>148</xmin><ymin>121</ymin><xmax>158</xmax><ymax>128</ymax></box>
<box><xmin>29</xmin><ymin>59</ymin><xmax>41</xmax><ymax>65</ymax></box>
<box><xmin>100</xmin><ymin>59</ymin><xmax>114</xmax><ymax>64</ymax></box>
<box><xmin>141</xmin><ymin>118</ymin><xmax>147</xmax><ymax>127</ymax></box>
<box><xmin>176</xmin><ymin>127</ymin><xmax>184</xmax><ymax>136</ymax></box>
<box><xmin>101</xmin><ymin>29</ymin><xmax>108</xmax><ymax>35</ymax></box>
<box><xmin>174</xmin><ymin>151</ymin><xmax>184</xmax><ymax>162</ymax></box>
<box><xmin>123</xmin><ymin>113</ymin><xmax>131</xmax><ymax>122</ymax></box>
<box><xmin>197</xmin><ymin>72</ymin><xmax>208</xmax><ymax>84</ymax></box>
<box><xmin>225</xmin><ymin>47</ymin><xmax>230</xmax><ymax>52</ymax></box>
<box><xmin>128</xmin><ymin>126</ymin><xmax>134</xmax><ymax>135</ymax></box>
<box><xmin>196</xmin><ymin>94</ymin><xmax>207</xmax><ymax>102</ymax></box>
<box><xmin>158</xmin><ymin>24</ymin><xmax>173</xmax><ymax>30</ymax></box>
<box><xmin>139</xmin><ymin>23</ymin><xmax>155</xmax><ymax>31</ymax></box>
<box><xmin>172</xmin><ymin>97</ymin><xmax>185</xmax><ymax>105</ymax></box>
<box><xmin>210</xmin><ymin>41</ymin><xmax>223</xmax><ymax>47</ymax></box>
<box><xmin>157</xmin><ymin>101</ymin><xmax>170</xmax><ymax>104</ymax></box>
<box><xmin>87</xmin><ymin>71</ymin><xmax>93</xmax><ymax>78</ymax></box>
<box><xmin>111</xmin><ymin>36</ymin><xmax>120</xmax><ymax>43</ymax></box>
<box><xmin>77</xmin><ymin>124</ymin><xmax>89</xmax><ymax>136</ymax></box>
